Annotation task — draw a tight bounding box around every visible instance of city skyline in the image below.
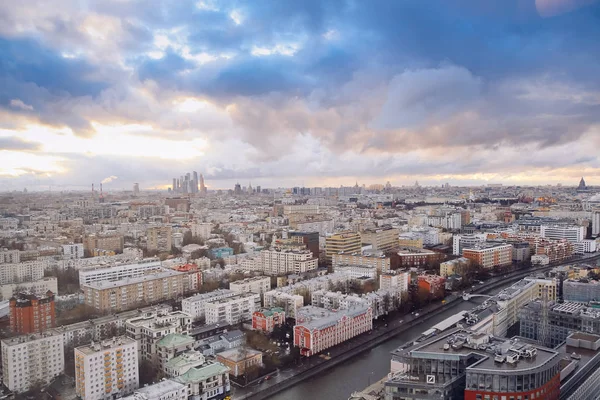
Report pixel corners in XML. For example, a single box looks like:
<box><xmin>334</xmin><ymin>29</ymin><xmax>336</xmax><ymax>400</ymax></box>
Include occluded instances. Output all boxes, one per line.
<box><xmin>1</xmin><ymin>1</ymin><xmax>600</xmax><ymax>190</ymax></box>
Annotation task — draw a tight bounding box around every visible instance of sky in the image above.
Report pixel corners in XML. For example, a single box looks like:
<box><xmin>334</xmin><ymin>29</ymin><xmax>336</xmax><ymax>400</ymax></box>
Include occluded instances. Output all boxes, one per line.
<box><xmin>1</xmin><ymin>0</ymin><xmax>600</xmax><ymax>191</ymax></box>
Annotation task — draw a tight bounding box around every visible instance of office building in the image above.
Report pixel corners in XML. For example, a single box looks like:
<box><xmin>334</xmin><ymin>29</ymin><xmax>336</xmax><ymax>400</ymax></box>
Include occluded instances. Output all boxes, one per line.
<box><xmin>147</xmin><ymin>226</ymin><xmax>173</xmax><ymax>252</ymax></box>
<box><xmin>0</xmin><ymin>276</ymin><xmax>57</xmax><ymax>301</ymax></box>
<box><xmin>10</xmin><ymin>291</ymin><xmax>56</xmax><ymax>334</ymax></box>
<box><xmin>332</xmin><ymin>252</ymin><xmax>391</xmax><ymax>273</ymax></box>
<box><xmin>1</xmin><ymin>333</ymin><xmax>65</xmax><ymax>392</ymax></box>
<box><xmin>397</xmin><ymin>248</ymin><xmax>445</xmax><ymax>268</ymax></box>
<box><xmin>182</xmin><ymin>290</ymin><xmax>238</xmax><ymax>320</ymax></box>
<box><xmin>79</xmin><ymin>259</ymin><xmax>163</xmax><ymax>285</ymax></box>
<box><xmin>540</xmin><ymin>225</ymin><xmax>586</xmax><ymax>243</ymax></box>
<box><xmin>564</xmin><ymin>279</ymin><xmax>600</xmax><ymax>302</ymax></box>
<box><xmin>294</xmin><ymin>305</ymin><xmax>373</xmax><ymax>356</ymax></box>
<box><xmin>263</xmin><ymin>291</ymin><xmax>305</xmax><ymax>318</ymax></box>
<box><xmin>229</xmin><ymin>276</ymin><xmax>271</xmax><ymax>296</ymax></box>
<box><xmin>325</xmin><ymin>232</ymin><xmax>362</xmax><ymax>262</ymax></box>
<box><xmin>288</xmin><ymin>231</ymin><xmax>320</xmax><ymax>259</ymax></box>
<box><xmin>83</xmin><ymin>269</ymin><xmax>198</xmax><ymax>312</ymax></box>
<box><xmin>463</xmin><ymin>243</ymin><xmax>513</xmax><ymax>269</ymax></box>
<box><xmin>452</xmin><ymin>234</ymin><xmax>487</xmax><ymax>256</ymax></box>
<box><xmin>361</xmin><ymin>226</ymin><xmax>400</xmax><ymax>252</ymax></box>
<box><xmin>204</xmin><ymin>293</ymin><xmax>261</xmax><ymax>325</ymax></box>
<box><xmin>334</xmin><ymin>264</ymin><xmax>378</xmax><ymax>279</ymax></box>
<box><xmin>385</xmin><ymin>329</ymin><xmax>561</xmax><ymax>400</ymax></box>
<box><xmin>75</xmin><ymin>336</ymin><xmax>139</xmax><ymax>400</ymax></box>
<box><xmin>252</xmin><ymin>308</ymin><xmax>286</xmax><ymax>333</ymax></box>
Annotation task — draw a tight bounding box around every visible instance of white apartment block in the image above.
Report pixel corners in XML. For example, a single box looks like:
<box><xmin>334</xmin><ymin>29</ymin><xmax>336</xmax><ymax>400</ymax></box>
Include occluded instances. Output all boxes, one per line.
<box><xmin>0</xmin><ymin>260</ymin><xmax>46</xmax><ymax>285</ymax></box>
<box><xmin>259</xmin><ymin>248</ymin><xmax>318</xmax><ymax>275</ymax></box>
<box><xmin>593</xmin><ymin>210</ymin><xmax>600</xmax><ymax>237</ymax></box>
<box><xmin>121</xmin><ymin>380</ymin><xmax>187</xmax><ymax>400</ymax></box>
<box><xmin>229</xmin><ymin>276</ymin><xmax>271</xmax><ymax>296</ymax></box>
<box><xmin>379</xmin><ymin>272</ymin><xmax>411</xmax><ymax>293</ymax></box>
<box><xmin>573</xmin><ymin>239</ymin><xmax>598</xmax><ymax>254</ymax></box>
<box><xmin>0</xmin><ymin>276</ymin><xmax>58</xmax><ymax>300</ymax></box>
<box><xmin>63</xmin><ymin>243</ymin><xmax>84</xmax><ymax>259</ymax></box>
<box><xmin>191</xmin><ymin>222</ymin><xmax>213</xmax><ymax>240</ymax></box>
<box><xmin>205</xmin><ymin>293</ymin><xmax>261</xmax><ymax>325</ymax></box>
<box><xmin>75</xmin><ymin>336</ymin><xmax>139</xmax><ymax>400</ymax></box>
<box><xmin>334</xmin><ymin>264</ymin><xmax>378</xmax><ymax>279</ymax></box>
<box><xmin>0</xmin><ymin>249</ymin><xmax>20</xmax><ymax>264</ymax></box>
<box><xmin>263</xmin><ymin>291</ymin><xmax>304</xmax><ymax>318</ymax></box>
<box><xmin>540</xmin><ymin>225</ymin><xmax>586</xmax><ymax>243</ymax></box>
<box><xmin>181</xmin><ymin>289</ymin><xmax>237</xmax><ymax>320</ymax></box>
<box><xmin>1</xmin><ymin>333</ymin><xmax>65</xmax><ymax>392</ymax></box>
<box><xmin>293</xmin><ymin>219</ymin><xmax>335</xmax><ymax>235</ymax></box>
<box><xmin>79</xmin><ymin>260</ymin><xmax>163</xmax><ymax>285</ymax></box>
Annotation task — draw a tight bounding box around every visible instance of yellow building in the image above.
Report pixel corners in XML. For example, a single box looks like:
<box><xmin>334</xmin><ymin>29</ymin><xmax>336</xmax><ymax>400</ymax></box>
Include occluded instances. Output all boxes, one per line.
<box><xmin>440</xmin><ymin>257</ymin><xmax>472</xmax><ymax>277</ymax></box>
<box><xmin>398</xmin><ymin>237</ymin><xmax>424</xmax><ymax>249</ymax></box>
<box><xmin>361</xmin><ymin>226</ymin><xmax>399</xmax><ymax>252</ymax></box>
<box><xmin>325</xmin><ymin>232</ymin><xmax>362</xmax><ymax>262</ymax></box>
<box><xmin>147</xmin><ymin>226</ymin><xmax>173</xmax><ymax>252</ymax></box>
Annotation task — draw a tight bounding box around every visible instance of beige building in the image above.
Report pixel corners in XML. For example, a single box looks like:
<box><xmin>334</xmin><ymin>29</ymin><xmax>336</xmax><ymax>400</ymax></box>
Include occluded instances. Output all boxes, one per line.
<box><xmin>325</xmin><ymin>232</ymin><xmax>362</xmax><ymax>262</ymax></box>
<box><xmin>147</xmin><ymin>226</ymin><xmax>173</xmax><ymax>252</ymax></box>
<box><xmin>398</xmin><ymin>237</ymin><xmax>424</xmax><ymax>249</ymax></box>
<box><xmin>229</xmin><ymin>276</ymin><xmax>271</xmax><ymax>296</ymax></box>
<box><xmin>440</xmin><ymin>257</ymin><xmax>472</xmax><ymax>277</ymax></box>
<box><xmin>75</xmin><ymin>336</ymin><xmax>139</xmax><ymax>400</ymax></box>
<box><xmin>83</xmin><ymin>270</ymin><xmax>197</xmax><ymax>313</ymax></box>
<box><xmin>259</xmin><ymin>248</ymin><xmax>318</xmax><ymax>275</ymax></box>
<box><xmin>84</xmin><ymin>233</ymin><xmax>124</xmax><ymax>254</ymax></box>
<box><xmin>332</xmin><ymin>252</ymin><xmax>391</xmax><ymax>273</ymax></box>
<box><xmin>361</xmin><ymin>226</ymin><xmax>399</xmax><ymax>252</ymax></box>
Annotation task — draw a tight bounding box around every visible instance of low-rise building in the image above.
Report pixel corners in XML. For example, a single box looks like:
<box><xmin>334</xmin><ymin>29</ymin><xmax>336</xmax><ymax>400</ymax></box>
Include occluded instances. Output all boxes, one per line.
<box><xmin>252</xmin><ymin>308</ymin><xmax>286</xmax><ymax>332</ymax></box>
<box><xmin>439</xmin><ymin>257</ymin><xmax>471</xmax><ymax>277</ymax></box>
<box><xmin>263</xmin><ymin>291</ymin><xmax>304</xmax><ymax>318</ymax></box>
<box><xmin>379</xmin><ymin>271</ymin><xmax>410</xmax><ymax>293</ymax></box>
<box><xmin>332</xmin><ymin>252</ymin><xmax>391</xmax><ymax>273</ymax></box>
<box><xmin>216</xmin><ymin>348</ymin><xmax>263</xmax><ymax>377</ymax></box>
<box><xmin>397</xmin><ymin>247</ymin><xmax>445</xmax><ymax>268</ymax></box>
<box><xmin>173</xmin><ymin>361</ymin><xmax>231</xmax><ymax>399</ymax></box>
<box><xmin>75</xmin><ymin>336</ymin><xmax>139</xmax><ymax>400</ymax></box>
<box><xmin>156</xmin><ymin>334</ymin><xmax>195</xmax><ymax>372</ymax></box>
<box><xmin>78</xmin><ymin>259</ymin><xmax>162</xmax><ymax>285</ymax></box>
<box><xmin>334</xmin><ymin>264</ymin><xmax>378</xmax><ymax>279</ymax></box>
<box><xmin>325</xmin><ymin>232</ymin><xmax>362</xmax><ymax>263</ymax></box>
<box><xmin>121</xmin><ymin>380</ymin><xmax>187</xmax><ymax>400</ymax></box>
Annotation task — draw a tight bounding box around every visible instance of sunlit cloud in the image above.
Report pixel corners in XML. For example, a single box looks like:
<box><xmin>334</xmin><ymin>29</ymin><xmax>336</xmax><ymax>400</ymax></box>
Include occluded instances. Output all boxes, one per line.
<box><xmin>0</xmin><ymin>150</ymin><xmax>66</xmax><ymax>177</ymax></box>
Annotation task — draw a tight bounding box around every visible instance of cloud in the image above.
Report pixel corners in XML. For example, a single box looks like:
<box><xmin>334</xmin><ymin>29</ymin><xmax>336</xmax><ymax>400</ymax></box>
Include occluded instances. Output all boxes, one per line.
<box><xmin>101</xmin><ymin>175</ymin><xmax>118</xmax><ymax>184</ymax></box>
<box><xmin>9</xmin><ymin>99</ymin><xmax>33</xmax><ymax>111</ymax></box>
<box><xmin>0</xmin><ymin>137</ymin><xmax>41</xmax><ymax>151</ymax></box>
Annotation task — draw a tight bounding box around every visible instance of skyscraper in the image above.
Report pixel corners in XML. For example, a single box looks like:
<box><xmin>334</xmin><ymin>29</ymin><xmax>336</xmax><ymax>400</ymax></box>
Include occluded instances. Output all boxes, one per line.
<box><xmin>192</xmin><ymin>171</ymin><xmax>199</xmax><ymax>194</ymax></box>
<box><xmin>172</xmin><ymin>178</ymin><xmax>177</xmax><ymax>192</ymax></box>
<box><xmin>234</xmin><ymin>183</ymin><xmax>242</xmax><ymax>195</ymax></box>
<box><xmin>133</xmin><ymin>183</ymin><xmax>140</xmax><ymax>195</ymax></box>
<box><xmin>199</xmin><ymin>174</ymin><xmax>207</xmax><ymax>195</ymax></box>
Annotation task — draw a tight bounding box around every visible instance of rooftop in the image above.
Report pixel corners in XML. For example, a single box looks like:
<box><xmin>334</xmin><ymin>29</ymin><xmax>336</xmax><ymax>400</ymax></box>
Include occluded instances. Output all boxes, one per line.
<box><xmin>122</xmin><ymin>380</ymin><xmax>186</xmax><ymax>399</ymax></box>
<box><xmin>174</xmin><ymin>362</ymin><xmax>229</xmax><ymax>383</ymax></box>
<box><xmin>75</xmin><ymin>336</ymin><xmax>137</xmax><ymax>355</ymax></box>
<box><xmin>156</xmin><ymin>333</ymin><xmax>194</xmax><ymax>348</ymax></box>
<box><xmin>83</xmin><ymin>269</ymin><xmax>184</xmax><ymax>289</ymax></box>
<box><xmin>217</xmin><ymin>347</ymin><xmax>262</xmax><ymax>361</ymax></box>
<box><xmin>296</xmin><ymin>304</ymin><xmax>371</xmax><ymax>330</ymax></box>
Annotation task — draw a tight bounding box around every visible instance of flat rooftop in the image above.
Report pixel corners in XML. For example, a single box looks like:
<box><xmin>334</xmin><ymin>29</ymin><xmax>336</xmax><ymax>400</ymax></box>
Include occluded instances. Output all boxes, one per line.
<box><xmin>83</xmin><ymin>269</ymin><xmax>184</xmax><ymax>289</ymax></box>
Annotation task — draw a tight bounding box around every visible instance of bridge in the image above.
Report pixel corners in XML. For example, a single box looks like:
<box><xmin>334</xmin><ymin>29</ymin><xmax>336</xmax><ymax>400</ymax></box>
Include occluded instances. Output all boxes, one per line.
<box><xmin>462</xmin><ymin>293</ymin><xmax>493</xmax><ymax>301</ymax></box>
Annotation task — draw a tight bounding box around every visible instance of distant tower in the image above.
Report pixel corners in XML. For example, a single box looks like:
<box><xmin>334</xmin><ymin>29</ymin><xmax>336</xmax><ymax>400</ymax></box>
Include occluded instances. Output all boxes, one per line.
<box><xmin>192</xmin><ymin>171</ymin><xmax>199</xmax><ymax>194</ymax></box>
<box><xmin>172</xmin><ymin>178</ymin><xmax>177</xmax><ymax>192</ymax></box>
<box><xmin>577</xmin><ymin>177</ymin><xmax>587</xmax><ymax>192</ymax></box>
<box><xmin>538</xmin><ymin>286</ymin><xmax>550</xmax><ymax>347</ymax></box>
<box><xmin>234</xmin><ymin>183</ymin><xmax>242</xmax><ymax>195</ymax></box>
<box><xmin>99</xmin><ymin>183</ymin><xmax>105</xmax><ymax>203</ymax></box>
<box><xmin>199</xmin><ymin>174</ymin><xmax>207</xmax><ymax>195</ymax></box>
<box><xmin>133</xmin><ymin>183</ymin><xmax>140</xmax><ymax>196</ymax></box>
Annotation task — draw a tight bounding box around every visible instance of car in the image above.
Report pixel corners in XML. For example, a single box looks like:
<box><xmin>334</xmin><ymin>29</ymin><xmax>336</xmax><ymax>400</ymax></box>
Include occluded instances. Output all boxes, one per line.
<box><xmin>414</xmin><ymin>313</ymin><xmax>420</xmax><ymax>317</ymax></box>
<box><xmin>398</xmin><ymin>320</ymin><xmax>404</xmax><ymax>323</ymax></box>
<box><xmin>265</xmin><ymin>375</ymin><xmax>272</xmax><ymax>381</ymax></box>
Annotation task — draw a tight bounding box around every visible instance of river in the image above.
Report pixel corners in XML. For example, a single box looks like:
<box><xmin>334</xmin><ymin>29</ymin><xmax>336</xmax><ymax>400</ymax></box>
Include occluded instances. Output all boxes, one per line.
<box><xmin>268</xmin><ymin>286</ymin><xmax>505</xmax><ymax>400</ymax></box>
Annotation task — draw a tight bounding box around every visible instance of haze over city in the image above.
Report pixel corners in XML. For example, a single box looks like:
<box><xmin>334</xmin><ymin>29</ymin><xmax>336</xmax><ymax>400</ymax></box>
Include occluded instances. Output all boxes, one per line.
<box><xmin>1</xmin><ymin>0</ymin><xmax>600</xmax><ymax>191</ymax></box>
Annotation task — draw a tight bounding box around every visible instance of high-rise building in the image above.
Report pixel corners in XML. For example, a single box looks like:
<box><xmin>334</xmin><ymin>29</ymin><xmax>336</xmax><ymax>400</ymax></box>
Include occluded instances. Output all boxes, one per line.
<box><xmin>172</xmin><ymin>178</ymin><xmax>177</xmax><ymax>192</ymax></box>
<box><xmin>592</xmin><ymin>209</ymin><xmax>600</xmax><ymax>237</ymax></box>
<box><xmin>234</xmin><ymin>183</ymin><xmax>242</xmax><ymax>195</ymax></box>
<box><xmin>325</xmin><ymin>231</ymin><xmax>362</xmax><ymax>263</ymax></box>
<box><xmin>192</xmin><ymin>171</ymin><xmax>199</xmax><ymax>194</ymax></box>
<box><xmin>9</xmin><ymin>291</ymin><xmax>56</xmax><ymax>334</ymax></box>
<box><xmin>288</xmin><ymin>231</ymin><xmax>320</xmax><ymax>259</ymax></box>
<box><xmin>199</xmin><ymin>174</ymin><xmax>207</xmax><ymax>195</ymax></box>
<box><xmin>147</xmin><ymin>226</ymin><xmax>173</xmax><ymax>252</ymax></box>
<box><xmin>361</xmin><ymin>226</ymin><xmax>400</xmax><ymax>252</ymax></box>
<box><xmin>75</xmin><ymin>336</ymin><xmax>139</xmax><ymax>400</ymax></box>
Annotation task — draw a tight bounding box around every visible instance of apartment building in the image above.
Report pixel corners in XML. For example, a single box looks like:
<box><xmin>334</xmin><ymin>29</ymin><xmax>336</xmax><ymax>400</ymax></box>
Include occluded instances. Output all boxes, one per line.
<box><xmin>332</xmin><ymin>252</ymin><xmax>391</xmax><ymax>273</ymax></box>
<box><xmin>229</xmin><ymin>276</ymin><xmax>271</xmax><ymax>296</ymax></box>
<box><xmin>79</xmin><ymin>259</ymin><xmax>163</xmax><ymax>285</ymax></box>
<box><xmin>173</xmin><ymin>361</ymin><xmax>231</xmax><ymax>398</ymax></box>
<box><xmin>259</xmin><ymin>248</ymin><xmax>318</xmax><ymax>275</ymax></box>
<box><xmin>205</xmin><ymin>293</ymin><xmax>261</xmax><ymax>325</ymax></box>
<box><xmin>379</xmin><ymin>271</ymin><xmax>410</xmax><ymax>293</ymax></box>
<box><xmin>84</xmin><ymin>233</ymin><xmax>125</xmax><ymax>254</ymax></box>
<box><xmin>147</xmin><ymin>226</ymin><xmax>173</xmax><ymax>252</ymax></box>
<box><xmin>397</xmin><ymin>247</ymin><xmax>445</xmax><ymax>268</ymax></box>
<box><xmin>463</xmin><ymin>243</ymin><xmax>513</xmax><ymax>269</ymax></box>
<box><xmin>0</xmin><ymin>260</ymin><xmax>46</xmax><ymax>284</ymax></box>
<box><xmin>190</xmin><ymin>222</ymin><xmax>212</xmax><ymax>239</ymax></box>
<box><xmin>83</xmin><ymin>269</ymin><xmax>197</xmax><ymax>312</ymax></box>
<box><xmin>125</xmin><ymin>310</ymin><xmax>192</xmax><ymax>363</ymax></box>
<box><xmin>10</xmin><ymin>291</ymin><xmax>56</xmax><ymax>334</ymax></box>
<box><xmin>0</xmin><ymin>276</ymin><xmax>57</xmax><ymax>301</ymax></box>
<box><xmin>334</xmin><ymin>264</ymin><xmax>378</xmax><ymax>279</ymax></box>
<box><xmin>540</xmin><ymin>225</ymin><xmax>586</xmax><ymax>243</ymax></box>
<box><xmin>294</xmin><ymin>305</ymin><xmax>373</xmax><ymax>356</ymax></box>
<box><xmin>75</xmin><ymin>336</ymin><xmax>139</xmax><ymax>400</ymax></box>
<box><xmin>361</xmin><ymin>226</ymin><xmax>399</xmax><ymax>252</ymax></box>
<box><xmin>263</xmin><ymin>291</ymin><xmax>305</xmax><ymax>318</ymax></box>
<box><xmin>0</xmin><ymin>249</ymin><xmax>20</xmax><ymax>264</ymax></box>
<box><xmin>181</xmin><ymin>290</ymin><xmax>238</xmax><ymax>320</ymax></box>
<box><xmin>1</xmin><ymin>333</ymin><xmax>65</xmax><ymax>392</ymax></box>
<box><xmin>216</xmin><ymin>348</ymin><xmax>263</xmax><ymax>377</ymax></box>
<box><xmin>63</xmin><ymin>243</ymin><xmax>84</xmax><ymax>259</ymax></box>
<box><xmin>325</xmin><ymin>232</ymin><xmax>362</xmax><ymax>262</ymax></box>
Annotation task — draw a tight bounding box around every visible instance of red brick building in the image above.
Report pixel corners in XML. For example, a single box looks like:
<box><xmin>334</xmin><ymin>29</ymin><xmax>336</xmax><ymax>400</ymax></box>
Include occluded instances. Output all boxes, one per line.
<box><xmin>418</xmin><ymin>275</ymin><xmax>446</xmax><ymax>299</ymax></box>
<box><xmin>9</xmin><ymin>291</ymin><xmax>56</xmax><ymax>334</ymax></box>
<box><xmin>252</xmin><ymin>307</ymin><xmax>285</xmax><ymax>333</ymax></box>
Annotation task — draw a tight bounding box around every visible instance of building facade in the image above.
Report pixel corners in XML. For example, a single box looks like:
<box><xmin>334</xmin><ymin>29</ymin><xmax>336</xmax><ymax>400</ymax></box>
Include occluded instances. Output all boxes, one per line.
<box><xmin>204</xmin><ymin>293</ymin><xmax>261</xmax><ymax>325</ymax></box>
<box><xmin>229</xmin><ymin>276</ymin><xmax>271</xmax><ymax>296</ymax></box>
<box><xmin>325</xmin><ymin>232</ymin><xmax>362</xmax><ymax>262</ymax></box>
<box><xmin>259</xmin><ymin>248</ymin><xmax>318</xmax><ymax>275</ymax></box>
<box><xmin>361</xmin><ymin>226</ymin><xmax>400</xmax><ymax>252</ymax></box>
<box><xmin>147</xmin><ymin>227</ymin><xmax>173</xmax><ymax>252</ymax></box>
<box><xmin>79</xmin><ymin>259</ymin><xmax>163</xmax><ymax>285</ymax></box>
<box><xmin>463</xmin><ymin>243</ymin><xmax>513</xmax><ymax>269</ymax></box>
<box><xmin>252</xmin><ymin>308</ymin><xmax>286</xmax><ymax>333</ymax></box>
<box><xmin>332</xmin><ymin>252</ymin><xmax>391</xmax><ymax>273</ymax></box>
<box><xmin>9</xmin><ymin>291</ymin><xmax>56</xmax><ymax>334</ymax></box>
<box><xmin>182</xmin><ymin>290</ymin><xmax>238</xmax><ymax>320</ymax></box>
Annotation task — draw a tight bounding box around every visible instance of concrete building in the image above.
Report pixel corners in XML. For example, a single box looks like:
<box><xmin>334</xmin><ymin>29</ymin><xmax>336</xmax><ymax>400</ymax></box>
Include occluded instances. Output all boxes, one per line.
<box><xmin>121</xmin><ymin>380</ymin><xmax>187</xmax><ymax>400</ymax></box>
<box><xmin>452</xmin><ymin>234</ymin><xmax>487</xmax><ymax>256</ymax></box>
<box><xmin>63</xmin><ymin>243</ymin><xmax>84</xmax><ymax>259</ymax></box>
<box><xmin>84</xmin><ymin>233</ymin><xmax>125</xmax><ymax>254</ymax></box>
<box><xmin>294</xmin><ymin>305</ymin><xmax>373</xmax><ymax>356</ymax></box>
<box><xmin>181</xmin><ymin>290</ymin><xmax>238</xmax><ymax>320</ymax></box>
<box><xmin>462</xmin><ymin>243</ymin><xmax>513</xmax><ymax>269</ymax></box>
<box><xmin>593</xmin><ymin>209</ymin><xmax>600</xmax><ymax>237</ymax></box>
<box><xmin>332</xmin><ymin>252</ymin><xmax>391</xmax><ymax>273</ymax></box>
<box><xmin>385</xmin><ymin>329</ymin><xmax>561</xmax><ymax>400</ymax></box>
<box><xmin>229</xmin><ymin>276</ymin><xmax>271</xmax><ymax>296</ymax></box>
<box><xmin>361</xmin><ymin>226</ymin><xmax>400</xmax><ymax>252</ymax></box>
<box><xmin>540</xmin><ymin>225</ymin><xmax>586</xmax><ymax>243</ymax></box>
<box><xmin>439</xmin><ymin>257</ymin><xmax>471</xmax><ymax>278</ymax></box>
<box><xmin>1</xmin><ymin>332</ymin><xmax>65</xmax><ymax>393</ymax></box>
<box><xmin>0</xmin><ymin>276</ymin><xmax>57</xmax><ymax>301</ymax></box>
<box><xmin>396</xmin><ymin>248</ymin><xmax>444</xmax><ymax>268</ymax></box>
<box><xmin>334</xmin><ymin>264</ymin><xmax>378</xmax><ymax>279</ymax></box>
<box><xmin>511</xmin><ymin>241</ymin><xmax>532</xmax><ymax>262</ymax></box>
<box><xmin>325</xmin><ymin>232</ymin><xmax>362</xmax><ymax>262</ymax></box>
<box><xmin>75</xmin><ymin>336</ymin><xmax>139</xmax><ymax>400</ymax></box>
<box><xmin>83</xmin><ymin>270</ymin><xmax>197</xmax><ymax>312</ymax></box>
<box><xmin>263</xmin><ymin>291</ymin><xmax>305</xmax><ymax>318</ymax></box>
<box><xmin>79</xmin><ymin>259</ymin><xmax>163</xmax><ymax>285</ymax></box>
<box><xmin>147</xmin><ymin>227</ymin><xmax>173</xmax><ymax>252</ymax></box>
<box><xmin>191</xmin><ymin>222</ymin><xmax>212</xmax><ymax>240</ymax></box>
<box><xmin>9</xmin><ymin>291</ymin><xmax>55</xmax><ymax>334</ymax></box>
<box><xmin>216</xmin><ymin>348</ymin><xmax>263</xmax><ymax>377</ymax></box>
<box><xmin>564</xmin><ymin>279</ymin><xmax>600</xmax><ymax>302</ymax></box>
<box><xmin>0</xmin><ymin>249</ymin><xmax>20</xmax><ymax>264</ymax></box>
<box><xmin>252</xmin><ymin>308</ymin><xmax>285</xmax><ymax>333</ymax></box>
<box><xmin>205</xmin><ymin>293</ymin><xmax>261</xmax><ymax>325</ymax></box>
<box><xmin>259</xmin><ymin>248</ymin><xmax>318</xmax><ymax>275</ymax></box>
<box><xmin>379</xmin><ymin>271</ymin><xmax>411</xmax><ymax>293</ymax></box>
<box><xmin>156</xmin><ymin>334</ymin><xmax>195</xmax><ymax>372</ymax></box>
<box><xmin>0</xmin><ymin>260</ymin><xmax>45</xmax><ymax>285</ymax></box>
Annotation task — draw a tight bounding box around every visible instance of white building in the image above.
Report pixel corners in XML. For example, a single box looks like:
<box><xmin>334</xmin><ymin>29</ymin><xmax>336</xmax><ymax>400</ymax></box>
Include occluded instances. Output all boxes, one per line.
<box><xmin>75</xmin><ymin>336</ymin><xmax>139</xmax><ymax>400</ymax></box>
<box><xmin>379</xmin><ymin>271</ymin><xmax>411</xmax><ymax>293</ymax></box>
<box><xmin>0</xmin><ymin>249</ymin><xmax>20</xmax><ymax>264</ymax></box>
<box><xmin>205</xmin><ymin>293</ymin><xmax>261</xmax><ymax>325</ymax></box>
<box><xmin>181</xmin><ymin>289</ymin><xmax>237</xmax><ymax>320</ymax></box>
<box><xmin>259</xmin><ymin>248</ymin><xmax>318</xmax><ymax>275</ymax></box>
<box><xmin>452</xmin><ymin>234</ymin><xmax>487</xmax><ymax>256</ymax></box>
<box><xmin>1</xmin><ymin>333</ymin><xmax>65</xmax><ymax>392</ymax></box>
<box><xmin>540</xmin><ymin>225</ymin><xmax>586</xmax><ymax>243</ymax></box>
<box><xmin>173</xmin><ymin>362</ymin><xmax>230</xmax><ymax>400</ymax></box>
<box><xmin>63</xmin><ymin>243</ymin><xmax>84</xmax><ymax>259</ymax></box>
<box><xmin>121</xmin><ymin>380</ymin><xmax>187</xmax><ymax>400</ymax></box>
<box><xmin>191</xmin><ymin>222</ymin><xmax>213</xmax><ymax>240</ymax></box>
<box><xmin>0</xmin><ymin>260</ymin><xmax>46</xmax><ymax>285</ymax></box>
<box><xmin>593</xmin><ymin>210</ymin><xmax>600</xmax><ymax>237</ymax></box>
<box><xmin>263</xmin><ymin>291</ymin><xmax>304</xmax><ymax>318</ymax></box>
<box><xmin>573</xmin><ymin>239</ymin><xmax>598</xmax><ymax>254</ymax></box>
<box><xmin>334</xmin><ymin>264</ymin><xmax>378</xmax><ymax>279</ymax></box>
<box><xmin>229</xmin><ymin>276</ymin><xmax>271</xmax><ymax>296</ymax></box>
<box><xmin>79</xmin><ymin>259</ymin><xmax>163</xmax><ymax>285</ymax></box>
<box><xmin>0</xmin><ymin>276</ymin><xmax>58</xmax><ymax>300</ymax></box>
